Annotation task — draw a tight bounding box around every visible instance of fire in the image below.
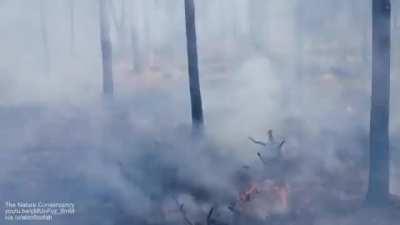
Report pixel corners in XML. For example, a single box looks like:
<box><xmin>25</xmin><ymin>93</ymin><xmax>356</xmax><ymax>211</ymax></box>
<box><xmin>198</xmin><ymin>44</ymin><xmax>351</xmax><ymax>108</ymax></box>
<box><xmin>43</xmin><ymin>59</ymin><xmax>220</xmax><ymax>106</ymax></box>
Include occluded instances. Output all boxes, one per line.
<box><xmin>236</xmin><ymin>179</ymin><xmax>290</xmax><ymax>218</ymax></box>
<box><xmin>272</xmin><ymin>183</ymin><xmax>289</xmax><ymax>210</ymax></box>
<box><xmin>239</xmin><ymin>182</ymin><xmax>259</xmax><ymax>202</ymax></box>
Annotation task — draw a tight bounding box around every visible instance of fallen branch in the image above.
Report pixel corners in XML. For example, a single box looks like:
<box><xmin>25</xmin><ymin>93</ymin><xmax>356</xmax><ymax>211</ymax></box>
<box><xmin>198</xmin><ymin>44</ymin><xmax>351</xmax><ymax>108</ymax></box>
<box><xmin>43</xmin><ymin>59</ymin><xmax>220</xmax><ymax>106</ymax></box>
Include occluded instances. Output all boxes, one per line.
<box><xmin>175</xmin><ymin>199</ymin><xmax>195</xmax><ymax>225</ymax></box>
<box><xmin>206</xmin><ymin>207</ymin><xmax>214</xmax><ymax>225</ymax></box>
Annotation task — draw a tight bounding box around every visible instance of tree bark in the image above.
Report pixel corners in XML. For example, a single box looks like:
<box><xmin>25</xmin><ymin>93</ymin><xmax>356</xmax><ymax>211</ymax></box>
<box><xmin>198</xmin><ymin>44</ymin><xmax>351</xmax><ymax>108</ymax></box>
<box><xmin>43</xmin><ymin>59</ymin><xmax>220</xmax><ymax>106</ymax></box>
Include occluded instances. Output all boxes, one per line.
<box><xmin>184</xmin><ymin>0</ymin><xmax>204</xmax><ymax>128</ymax></box>
<box><xmin>367</xmin><ymin>0</ymin><xmax>391</xmax><ymax>204</ymax></box>
<box><xmin>99</xmin><ymin>0</ymin><xmax>114</xmax><ymax>98</ymax></box>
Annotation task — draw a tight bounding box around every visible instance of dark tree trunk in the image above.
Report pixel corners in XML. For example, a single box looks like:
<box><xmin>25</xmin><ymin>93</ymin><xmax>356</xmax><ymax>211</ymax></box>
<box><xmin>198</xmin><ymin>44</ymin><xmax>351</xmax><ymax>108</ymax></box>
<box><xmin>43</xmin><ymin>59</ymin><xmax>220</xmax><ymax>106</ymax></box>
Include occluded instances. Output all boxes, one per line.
<box><xmin>184</xmin><ymin>0</ymin><xmax>204</xmax><ymax>128</ymax></box>
<box><xmin>367</xmin><ymin>0</ymin><xmax>391</xmax><ymax>204</ymax></box>
<box><xmin>99</xmin><ymin>0</ymin><xmax>114</xmax><ymax>98</ymax></box>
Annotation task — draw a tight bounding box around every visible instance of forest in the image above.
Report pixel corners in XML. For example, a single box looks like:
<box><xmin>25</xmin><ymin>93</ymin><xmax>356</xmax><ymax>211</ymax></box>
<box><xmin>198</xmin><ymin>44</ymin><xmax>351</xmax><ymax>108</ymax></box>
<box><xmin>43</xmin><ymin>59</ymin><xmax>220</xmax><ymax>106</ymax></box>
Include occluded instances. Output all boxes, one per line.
<box><xmin>0</xmin><ymin>0</ymin><xmax>399</xmax><ymax>225</ymax></box>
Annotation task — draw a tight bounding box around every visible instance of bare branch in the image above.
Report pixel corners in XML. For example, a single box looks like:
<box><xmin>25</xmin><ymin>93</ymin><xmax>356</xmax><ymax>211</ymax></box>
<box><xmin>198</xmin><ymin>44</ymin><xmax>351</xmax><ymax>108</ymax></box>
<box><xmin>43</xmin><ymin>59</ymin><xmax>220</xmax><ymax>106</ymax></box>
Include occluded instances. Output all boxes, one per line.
<box><xmin>175</xmin><ymin>199</ymin><xmax>195</xmax><ymax>225</ymax></box>
<box><xmin>278</xmin><ymin>139</ymin><xmax>286</xmax><ymax>150</ymax></box>
<box><xmin>206</xmin><ymin>207</ymin><xmax>214</xmax><ymax>225</ymax></box>
<box><xmin>248</xmin><ymin>137</ymin><xmax>266</xmax><ymax>146</ymax></box>
<box><xmin>257</xmin><ymin>152</ymin><xmax>267</xmax><ymax>165</ymax></box>
<box><xmin>227</xmin><ymin>202</ymin><xmax>235</xmax><ymax>212</ymax></box>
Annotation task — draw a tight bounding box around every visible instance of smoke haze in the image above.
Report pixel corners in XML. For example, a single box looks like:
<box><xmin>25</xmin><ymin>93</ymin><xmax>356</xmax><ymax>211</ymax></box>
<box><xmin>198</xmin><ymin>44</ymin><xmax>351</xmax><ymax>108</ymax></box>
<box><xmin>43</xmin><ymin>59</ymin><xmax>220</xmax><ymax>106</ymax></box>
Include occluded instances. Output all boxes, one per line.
<box><xmin>0</xmin><ymin>0</ymin><xmax>399</xmax><ymax>224</ymax></box>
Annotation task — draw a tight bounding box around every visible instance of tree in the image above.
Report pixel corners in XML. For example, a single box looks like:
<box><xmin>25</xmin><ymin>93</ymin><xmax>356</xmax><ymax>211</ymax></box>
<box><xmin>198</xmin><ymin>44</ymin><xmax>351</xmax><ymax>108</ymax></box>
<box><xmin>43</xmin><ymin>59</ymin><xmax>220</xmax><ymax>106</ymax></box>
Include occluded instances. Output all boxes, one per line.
<box><xmin>130</xmin><ymin>25</ymin><xmax>143</xmax><ymax>73</ymax></box>
<box><xmin>367</xmin><ymin>0</ymin><xmax>391</xmax><ymax>204</ymax></box>
<box><xmin>294</xmin><ymin>0</ymin><xmax>304</xmax><ymax>81</ymax></box>
<box><xmin>69</xmin><ymin>0</ymin><xmax>75</xmax><ymax>55</ymax></box>
<box><xmin>350</xmin><ymin>0</ymin><xmax>371</xmax><ymax>64</ymax></box>
<box><xmin>110</xmin><ymin>0</ymin><xmax>128</xmax><ymax>55</ymax></box>
<box><xmin>99</xmin><ymin>0</ymin><xmax>114</xmax><ymax>98</ymax></box>
<box><xmin>184</xmin><ymin>0</ymin><xmax>204</xmax><ymax>128</ymax></box>
<box><xmin>40</xmin><ymin>0</ymin><xmax>50</xmax><ymax>76</ymax></box>
<box><xmin>290</xmin><ymin>0</ymin><xmax>305</xmax><ymax>115</ymax></box>
<box><xmin>248</xmin><ymin>0</ymin><xmax>268</xmax><ymax>52</ymax></box>
<box><xmin>129</xmin><ymin>0</ymin><xmax>145</xmax><ymax>73</ymax></box>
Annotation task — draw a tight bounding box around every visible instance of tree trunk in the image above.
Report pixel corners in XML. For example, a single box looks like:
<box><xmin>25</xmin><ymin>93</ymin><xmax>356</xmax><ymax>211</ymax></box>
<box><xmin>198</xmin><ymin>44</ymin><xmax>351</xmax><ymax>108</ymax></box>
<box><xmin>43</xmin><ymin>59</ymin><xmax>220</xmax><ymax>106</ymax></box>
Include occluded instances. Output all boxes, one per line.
<box><xmin>291</xmin><ymin>0</ymin><xmax>304</xmax><ymax>114</ymax></box>
<box><xmin>131</xmin><ymin>25</ymin><xmax>143</xmax><ymax>74</ymax></box>
<box><xmin>99</xmin><ymin>0</ymin><xmax>114</xmax><ymax>98</ymax></box>
<box><xmin>110</xmin><ymin>0</ymin><xmax>127</xmax><ymax>55</ymax></box>
<box><xmin>248</xmin><ymin>0</ymin><xmax>268</xmax><ymax>52</ymax></box>
<box><xmin>184</xmin><ymin>0</ymin><xmax>204</xmax><ymax>128</ymax></box>
<box><xmin>143</xmin><ymin>0</ymin><xmax>152</xmax><ymax>69</ymax></box>
<box><xmin>367</xmin><ymin>0</ymin><xmax>391</xmax><ymax>204</ymax></box>
<box><xmin>40</xmin><ymin>0</ymin><xmax>50</xmax><ymax>76</ymax></box>
<box><xmin>69</xmin><ymin>0</ymin><xmax>75</xmax><ymax>55</ymax></box>
<box><xmin>294</xmin><ymin>0</ymin><xmax>304</xmax><ymax>81</ymax></box>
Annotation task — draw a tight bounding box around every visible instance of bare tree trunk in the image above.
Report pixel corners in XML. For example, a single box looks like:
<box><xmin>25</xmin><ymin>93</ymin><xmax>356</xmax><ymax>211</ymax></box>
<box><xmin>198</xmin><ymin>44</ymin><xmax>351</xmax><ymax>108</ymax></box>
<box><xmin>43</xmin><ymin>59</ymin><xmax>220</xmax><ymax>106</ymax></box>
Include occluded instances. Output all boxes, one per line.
<box><xmin>350</xmin><ymin>0</ymin><xmax>371</xmax><ymax>64</ymax></box>
<box><xmin>142</xmin><ymin>0</ymin><xmax>152</xmax><ymax>69</ymax></box>
<box><xmin>288</xmin><ymin>0</ymin><xmax>304</xmax><ymax>113</ymax></box>
<box><xmin>129</xmin><ymin>0</ymin><xmax>143</xmax><ymax>73</ymax></box>
<box><xmin>40</xmin><ymin>0</ymin><xmax>50</xmax><ymax>76</ymax></box>
<box><xmin>367</xmin><ymin>0</ymin><xmax>391</xmax><ymax>204</ymax></box>
<box><xmin>294</xmin><ymin>0</ymin><xmax>304</xmax><ymax>81</ymax></box>
<box><xmin>231</xmin><ymin>0</ymin><xmax>240</xmax><ymax>41</ymax></box>
<box><xmin>248</xmin><ymin>0</ymin><xmax>268</xmax><ymax>52</ymax></box>
<box><xmin>362</xmin><ymin>1</ymin><xmax>372</xmax><ymax>64</ymax></box>
<box><xmin>99</xmin><ymin>0</ymin><xmax>114</xmax><ymax>98</ymax></box>
<box><xmin>110</xmin><ymin>0</ymin><xmax>127</xmax><ymax>55</ymax></box>
<box><xmin>130</xmin><ymin>25</ymin><xmax>143</xmax><ymax>73</ymax></box>
<box><xmin>69</xmin><ymin>0</ymin><xmax>75</xmax><ymax>55</ymax></box>
<box><xmin>184</xmin><ymin>0</ymin><xmax>204</xmax><ymax>128</ymax></box>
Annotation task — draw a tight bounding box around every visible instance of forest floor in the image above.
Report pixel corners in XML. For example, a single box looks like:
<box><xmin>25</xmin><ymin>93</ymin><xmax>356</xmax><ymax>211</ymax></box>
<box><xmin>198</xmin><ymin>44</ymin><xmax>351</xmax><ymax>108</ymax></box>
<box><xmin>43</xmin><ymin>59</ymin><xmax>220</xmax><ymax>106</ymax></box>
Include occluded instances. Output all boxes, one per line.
<box><xmin>1</xmin><ymin>103</ymin><xmax>400</xmax><ymax>225</ymax></box>
<box><xmin>1</xmin><ymin>54</ymin><xmax>400</xmax><ymax>224</ymax></box>
<box><xmin>309</xmin><ymin>203</ymin><xmax>400</xmax><ymax>225</ymax></box>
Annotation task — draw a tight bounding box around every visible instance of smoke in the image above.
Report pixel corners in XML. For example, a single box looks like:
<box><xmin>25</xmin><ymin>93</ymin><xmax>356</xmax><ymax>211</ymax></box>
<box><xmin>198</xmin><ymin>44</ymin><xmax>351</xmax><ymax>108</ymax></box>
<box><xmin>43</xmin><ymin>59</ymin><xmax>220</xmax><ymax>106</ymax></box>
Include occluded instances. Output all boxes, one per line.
<box><xmin>0</xmin><ymin>0</ymin><xmax>399</xmax><ymax>225</ymax></box>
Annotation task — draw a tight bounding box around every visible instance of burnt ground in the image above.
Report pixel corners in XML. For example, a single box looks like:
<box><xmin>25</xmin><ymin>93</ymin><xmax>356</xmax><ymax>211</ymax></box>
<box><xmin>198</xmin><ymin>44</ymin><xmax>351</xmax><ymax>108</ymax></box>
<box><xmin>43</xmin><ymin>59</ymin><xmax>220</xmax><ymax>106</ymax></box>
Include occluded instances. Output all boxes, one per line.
<box><xmin>314</xmin><ymin>203</ymin><xmax>400</xmax><ymax>225</ymax></box>
<box><xmin>1</xmin><ymin>56</ymin><xmax>400</xmax><ymax>225</ymax></box>
<box><xmin>0</xmin><ymin>105</ymin><xmax>399</xmax><ymax>225</ymax></box>
<box><xmin>255</xmin><ymin>207</ymin><xmax>399</xmax><ymax>225</ymax></box>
